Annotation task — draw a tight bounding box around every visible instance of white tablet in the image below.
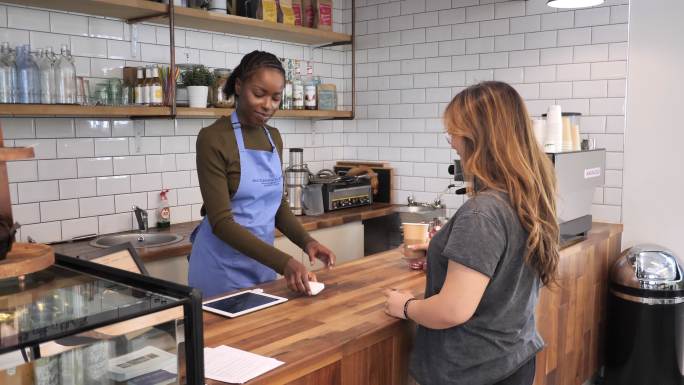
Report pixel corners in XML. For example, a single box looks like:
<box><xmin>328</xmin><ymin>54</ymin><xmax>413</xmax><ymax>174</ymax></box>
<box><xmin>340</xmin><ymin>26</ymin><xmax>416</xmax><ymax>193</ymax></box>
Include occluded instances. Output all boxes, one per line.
<box><xmin>202</xmin><ymin>290</ymin><xmax>288</xmax><ymax>318</ymax></box>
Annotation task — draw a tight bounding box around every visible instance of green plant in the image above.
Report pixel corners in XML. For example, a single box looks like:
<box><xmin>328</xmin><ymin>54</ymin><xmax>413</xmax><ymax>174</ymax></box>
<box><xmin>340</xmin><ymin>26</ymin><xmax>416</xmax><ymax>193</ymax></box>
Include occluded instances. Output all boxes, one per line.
<box><xmin>181</xmin><ymin>65</ymin><xmax>215</xmax><ymax>87</ymax></box>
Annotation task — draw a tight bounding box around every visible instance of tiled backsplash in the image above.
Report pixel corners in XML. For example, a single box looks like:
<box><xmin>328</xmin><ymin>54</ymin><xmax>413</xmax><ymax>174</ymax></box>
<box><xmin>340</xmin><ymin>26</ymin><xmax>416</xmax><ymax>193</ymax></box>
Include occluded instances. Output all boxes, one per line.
<box><xmin>348</xmin><ymin>0</ymin><xmax>628</xmax><ymax>222</ymax></box>
<box><xmin>6</xmin><ymin>116</ymin><xmax>349</xmax><ymax>243</ymax></box>
<box><xmin>1</xmin><ymin>1</ymin><xmax>352</xmax><ymax>243</ymax></box>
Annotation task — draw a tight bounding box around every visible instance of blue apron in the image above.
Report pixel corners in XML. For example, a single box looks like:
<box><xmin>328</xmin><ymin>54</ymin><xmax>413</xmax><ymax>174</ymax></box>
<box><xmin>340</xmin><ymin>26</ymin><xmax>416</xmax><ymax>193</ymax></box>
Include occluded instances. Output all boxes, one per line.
<box><xmin>188</xmin><ymin>111</ymin><xmax>282</xmax><ymax>298</ymax></box>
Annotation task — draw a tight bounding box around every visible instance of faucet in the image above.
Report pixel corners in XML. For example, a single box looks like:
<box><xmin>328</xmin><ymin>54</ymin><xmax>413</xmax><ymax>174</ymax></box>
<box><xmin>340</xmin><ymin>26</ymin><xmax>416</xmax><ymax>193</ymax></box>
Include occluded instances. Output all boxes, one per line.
<box><xmin>132</xmin><ymin>206</ymin><xmax>149</xmax><ymax>233</ymax></box>
<box><xmin>406</xmin><ymin>193</ymin><xmax>445</xmax><ymax>210</ymax></box>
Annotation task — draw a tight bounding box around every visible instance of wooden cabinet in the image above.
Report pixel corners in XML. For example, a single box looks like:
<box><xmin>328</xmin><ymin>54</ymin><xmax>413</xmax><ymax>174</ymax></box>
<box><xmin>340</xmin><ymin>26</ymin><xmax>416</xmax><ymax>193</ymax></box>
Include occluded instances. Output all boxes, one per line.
<box><xmin>202</xmin><ymin>223</ymin><xmax>624</xmax><ymax>385</ymax></box>
<box><xmin>534</xmin><ymin>223</ymin><xmax>624</xmax><ymax>385</ymax></box>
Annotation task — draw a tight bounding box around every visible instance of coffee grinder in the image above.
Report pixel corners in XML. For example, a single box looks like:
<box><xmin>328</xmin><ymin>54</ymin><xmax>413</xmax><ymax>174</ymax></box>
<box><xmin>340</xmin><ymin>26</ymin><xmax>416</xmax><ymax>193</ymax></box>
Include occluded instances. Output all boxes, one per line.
<box><xmin>284</xmin><ymin>148</ymin><xmax>309</xmax><ymax>215</ymax></box>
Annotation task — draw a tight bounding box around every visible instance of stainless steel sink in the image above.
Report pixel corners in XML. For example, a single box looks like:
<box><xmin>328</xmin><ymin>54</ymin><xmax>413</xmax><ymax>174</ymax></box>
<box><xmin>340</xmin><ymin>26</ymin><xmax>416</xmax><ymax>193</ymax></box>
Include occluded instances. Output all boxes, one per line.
<box><xmin>90</xmin><ymin>233</ymin><xmax>183</xmax><ymax>249</ymax></box>
<box><xmin>394</xmin><ymin>205</ymin><xmax>439</xmax><ymax>214</ymax></box>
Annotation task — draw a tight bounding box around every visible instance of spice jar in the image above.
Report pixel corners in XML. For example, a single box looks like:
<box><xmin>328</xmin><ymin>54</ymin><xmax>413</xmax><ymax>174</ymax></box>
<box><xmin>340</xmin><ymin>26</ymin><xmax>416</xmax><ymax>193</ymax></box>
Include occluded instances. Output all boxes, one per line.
<box><xmin>212</xmin><ymin>68</ymin><xmax>234</xmax><ymax>108</ymax></box>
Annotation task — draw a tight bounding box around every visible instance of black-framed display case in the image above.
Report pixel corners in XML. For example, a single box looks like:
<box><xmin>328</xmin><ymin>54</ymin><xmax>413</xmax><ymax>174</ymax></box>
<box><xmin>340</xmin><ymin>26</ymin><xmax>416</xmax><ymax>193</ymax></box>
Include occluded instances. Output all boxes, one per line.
<box><xmin>0</xmin><ymin>253</ymin><xmax>203</xmax><ymax>385</ymax></box>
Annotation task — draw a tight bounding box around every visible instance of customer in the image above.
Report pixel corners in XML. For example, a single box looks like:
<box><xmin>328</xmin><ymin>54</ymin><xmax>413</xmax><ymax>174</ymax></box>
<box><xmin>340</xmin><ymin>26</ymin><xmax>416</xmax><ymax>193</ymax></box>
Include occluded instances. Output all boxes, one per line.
<box><xmin>384</xmin><ymin>81</ymin><xmax>560</xmax><ymax>385</ymax></box>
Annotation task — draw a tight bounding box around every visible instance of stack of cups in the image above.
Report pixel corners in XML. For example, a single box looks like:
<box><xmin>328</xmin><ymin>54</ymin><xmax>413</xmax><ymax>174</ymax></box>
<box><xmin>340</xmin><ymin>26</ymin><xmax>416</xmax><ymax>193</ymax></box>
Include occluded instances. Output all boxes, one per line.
<box><xmin>544</xmin><ymin>105</ymin><xmax>563</xmax><ymax>153</ymax></box>
<box><xmin>531</xmin><ymin>119</ymin><xmax>546</xmax><ymax>149</ymax></box>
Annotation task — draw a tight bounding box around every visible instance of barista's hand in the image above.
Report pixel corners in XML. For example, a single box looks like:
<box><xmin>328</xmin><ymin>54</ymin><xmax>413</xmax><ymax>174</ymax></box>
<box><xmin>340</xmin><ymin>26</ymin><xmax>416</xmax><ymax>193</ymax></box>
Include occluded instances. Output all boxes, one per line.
<box><xmin>305</xmin><ymin>240</ymin><xmax>336</xmax><ymax>268</ymax></box>
<box><xmin>284</xmin><ymin>258</ymin><xmax>316</xmax><ymax>295</ymax></box>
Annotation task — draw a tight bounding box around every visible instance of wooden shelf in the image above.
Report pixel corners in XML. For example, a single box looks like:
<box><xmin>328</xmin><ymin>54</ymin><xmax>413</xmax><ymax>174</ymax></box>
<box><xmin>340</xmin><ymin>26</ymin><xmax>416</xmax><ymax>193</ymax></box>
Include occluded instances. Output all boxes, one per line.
<box><xmin>0</xmin><ymin>0</ymin><xmax>168</xmax><ymax>21</ymax></box>
<box><xmin>6</xmin><ymin>0</ymin><xmax>352</xmax><ymax>46</ymax></box>
<box><xmin>0</xmin><ymin>104</ymin><xmax>352</xmax><ymax>119</ymax></box>
<box><xmin>176</xmin><ymin>107</ymin><xmax>353</xmax><ymax>119</ymax></box>
<box><xmin>172</xmin><ymin>7</ymin><xmax>352</xmax><ymax>46</ymax></box>
<box><xmin>0</xmin><ymin>104</ymin><xmax>169</xmax><ymax>118</ymax></box>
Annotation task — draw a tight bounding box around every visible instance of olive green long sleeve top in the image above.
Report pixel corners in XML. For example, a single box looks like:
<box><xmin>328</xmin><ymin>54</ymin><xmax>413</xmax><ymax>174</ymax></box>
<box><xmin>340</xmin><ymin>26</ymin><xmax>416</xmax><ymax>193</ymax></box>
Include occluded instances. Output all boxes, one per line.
<box><xmin>196</xmin><ymin>116</ymin><xmax>314</xmax><ymax>274</ymax></box>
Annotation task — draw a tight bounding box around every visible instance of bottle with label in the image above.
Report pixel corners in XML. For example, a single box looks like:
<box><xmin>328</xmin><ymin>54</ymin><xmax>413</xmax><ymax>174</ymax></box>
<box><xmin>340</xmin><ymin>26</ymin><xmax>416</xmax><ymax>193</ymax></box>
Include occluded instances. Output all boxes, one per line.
<box><xmin>292</xmin><ymin>60</ymin><xmax>304</xmax><ymax>110</ymax></box>
<box><xmin>151</xmin><ymin>66</ymin><xmax>163</xmax><ymax>106</ymax></box>
<box><xmin>282</xmin><ymin>59</ymin><xmax>293</xmax><ymax>110</ymax></box>
<box><xmin>304</xmin><ymin>61</ymin><xmax>317</xmax><ymax>110</ymax></box>
<box><xmin>157</xmin><ymin>189</ymin><xmax>171</xmax><ymax>228</ymax></box>
<box><xmin>134</xmin><ymin>67</ymin><xmax>144</xmax><ymax>105</ymax></box>
<box><xmin>143</xmin><ymin>66</ymin><xmax>152</xmax><ymax>106</ymax></box>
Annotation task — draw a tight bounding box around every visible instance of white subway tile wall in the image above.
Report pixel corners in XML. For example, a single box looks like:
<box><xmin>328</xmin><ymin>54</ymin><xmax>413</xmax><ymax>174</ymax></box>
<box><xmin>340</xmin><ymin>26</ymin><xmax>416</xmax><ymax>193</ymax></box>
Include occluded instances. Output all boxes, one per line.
<box><xmin>352</xmin><ymin>0</ymin><xmax>627</xmax><ymax>222</ymax></box>
<box><xmin>2</xmin><ymin>2</ymin><xmax>352</xmax><ymax>242</ymax></box>
<box><xmin>2</xmin><ymin>0</ymin><xmax>628</xmax><ymax>241</ymax></box>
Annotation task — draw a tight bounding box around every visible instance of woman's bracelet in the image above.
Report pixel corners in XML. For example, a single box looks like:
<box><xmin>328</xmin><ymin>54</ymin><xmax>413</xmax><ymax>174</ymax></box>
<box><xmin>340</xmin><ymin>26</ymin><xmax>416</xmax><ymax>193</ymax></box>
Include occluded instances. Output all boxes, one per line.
<box><xmin>403</xmin><ymin>298</ymin><xmax>416</xmax><ymax>320</ymax></box>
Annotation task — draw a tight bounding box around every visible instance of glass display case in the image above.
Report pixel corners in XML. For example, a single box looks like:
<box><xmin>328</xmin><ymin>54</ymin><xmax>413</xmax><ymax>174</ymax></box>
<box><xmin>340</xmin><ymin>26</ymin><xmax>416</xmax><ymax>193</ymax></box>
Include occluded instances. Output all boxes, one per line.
<box><xmin>0</xmin><ymin>253</ymin><xmax>203</xmax><ymax>385</ymax></box>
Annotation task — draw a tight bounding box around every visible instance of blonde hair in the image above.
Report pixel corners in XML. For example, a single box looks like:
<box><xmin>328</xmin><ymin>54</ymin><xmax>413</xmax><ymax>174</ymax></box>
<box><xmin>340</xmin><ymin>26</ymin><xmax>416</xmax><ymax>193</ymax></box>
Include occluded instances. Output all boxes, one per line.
<box><xmin>444</xmin><ymin>81</ymin><xmax>560</xmax><ymax>285</ymax></box>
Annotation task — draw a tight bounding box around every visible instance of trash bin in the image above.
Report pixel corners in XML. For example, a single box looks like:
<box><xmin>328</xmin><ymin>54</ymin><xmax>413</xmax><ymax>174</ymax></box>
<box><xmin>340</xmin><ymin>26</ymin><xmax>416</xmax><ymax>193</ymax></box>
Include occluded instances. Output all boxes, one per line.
<box><xmin>605</xmin><ymin>244</ymin><xmax>684</xmax><ymax>385</ymax></box>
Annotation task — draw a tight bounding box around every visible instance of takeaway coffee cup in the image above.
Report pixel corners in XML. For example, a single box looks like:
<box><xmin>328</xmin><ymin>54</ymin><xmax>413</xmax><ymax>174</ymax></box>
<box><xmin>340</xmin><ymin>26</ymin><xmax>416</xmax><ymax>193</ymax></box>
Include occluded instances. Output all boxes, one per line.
<box><xmin>402</xmin><ymin>222</ymin><xmax>430</xmax><ymax>260</ymax></box>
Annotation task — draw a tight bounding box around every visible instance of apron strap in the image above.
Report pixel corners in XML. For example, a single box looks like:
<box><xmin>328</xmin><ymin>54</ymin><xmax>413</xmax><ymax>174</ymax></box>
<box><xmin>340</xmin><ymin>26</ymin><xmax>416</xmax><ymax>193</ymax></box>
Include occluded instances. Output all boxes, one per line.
<box><xmin>231</xmin><ymin>111</ymin><xmax>277</xmax><ymax>153</ymax></box>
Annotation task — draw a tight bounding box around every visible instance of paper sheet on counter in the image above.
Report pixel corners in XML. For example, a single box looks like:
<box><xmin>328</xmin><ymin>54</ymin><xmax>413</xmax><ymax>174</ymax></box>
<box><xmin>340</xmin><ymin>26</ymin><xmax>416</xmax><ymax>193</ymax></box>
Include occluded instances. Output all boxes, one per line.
<box><xmin>204</xmin><ymin>345</ymin><xmax>284</xmax><ymax>384</ymax></box>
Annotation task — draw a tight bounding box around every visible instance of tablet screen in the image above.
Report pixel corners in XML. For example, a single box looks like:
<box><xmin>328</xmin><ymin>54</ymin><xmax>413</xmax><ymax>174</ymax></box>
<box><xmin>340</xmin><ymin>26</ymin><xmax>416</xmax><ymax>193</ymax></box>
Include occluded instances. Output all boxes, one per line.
<box><xmin>204</xmin><ymin>292</ymin><xmax>280</xmax><ymax>314</ymax></box>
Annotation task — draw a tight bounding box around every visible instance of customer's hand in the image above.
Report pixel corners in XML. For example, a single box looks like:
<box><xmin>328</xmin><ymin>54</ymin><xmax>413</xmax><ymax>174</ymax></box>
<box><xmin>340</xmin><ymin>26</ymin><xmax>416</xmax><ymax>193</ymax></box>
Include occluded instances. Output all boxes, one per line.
<box><xmin>383</xmin><ymin>288</ymin><xmax>415</xmax><ymax>319</ymax></box>
<box><xmin>404</xmin><ymin>241</ymin><xmax>429</xmax><ymax>253</ymax></box>
<box><xmin>284</xmin><ymin>258</ymin><xmax>316</xmax><ymax>295</ymax></box>
<box><xmin>305</xmin><ymin>240</ymin><xmax>336</xmax><ymax>268</ymax></box>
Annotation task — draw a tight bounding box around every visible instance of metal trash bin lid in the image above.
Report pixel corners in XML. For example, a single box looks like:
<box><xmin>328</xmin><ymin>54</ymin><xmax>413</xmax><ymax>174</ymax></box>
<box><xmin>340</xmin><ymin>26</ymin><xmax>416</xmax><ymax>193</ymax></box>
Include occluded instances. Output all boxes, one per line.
<box><xmin>611</xmin><ymin>244</ymin><xmax>684</xmax><ymax>296</ymax></box>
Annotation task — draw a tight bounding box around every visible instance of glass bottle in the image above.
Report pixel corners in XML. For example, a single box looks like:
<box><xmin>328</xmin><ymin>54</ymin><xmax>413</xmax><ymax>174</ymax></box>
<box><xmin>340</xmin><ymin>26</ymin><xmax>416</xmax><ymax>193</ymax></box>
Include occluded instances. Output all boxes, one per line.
<box><xmin>54</xmin><ymin>44</ymin><xmax>77</xmax><ymax>104</ymax></box>
<box><xmin>134</xmin><ymin>67</ymin><xmax>144</xmax><ymax>105</ymax></box>
<box><xmin>0</xmin><ymin>42</ymin><xmax>14</xmax><ymax>103</ymax></box>
<box><xmin>292</xmin><ymin>60</ymin><xmax>304</xmax><ymax>110</ymax></box>
<box><xmin>150</xmin><ymin>66</ymin><xmax>163</xmax><ymax>106</ymax></box>
<box><xmin>15</xmin><ymin>44</ymin><xmax>40</xmax><ymax>104</ymax></box>
<box><xmin>282</xmin><ymin>59</ymin><xmax>293</xmax><ymax>110</ymax></box>
<box><xmin>36</xmin><ymin>48</ymin><xmax>54</xmax><ymax>104</ymax></box>
<box><xmin>304</xmin><ymin>61</ymin><xmax>317</xmax><ymax>110</ymax></box>
<box><xmin>279</xmin><ymin>58</ymin><xmax>286</xmax><ymax>110</ymax></box>
<box><xmin>143</xmin><ymin>66</ymin><xmax>152</xmax><ymax>106</ymax></box>
<box><xmin>45</xmin><ymin>47</ymin><xmax>57</xmax><ymax>102</ymax></box>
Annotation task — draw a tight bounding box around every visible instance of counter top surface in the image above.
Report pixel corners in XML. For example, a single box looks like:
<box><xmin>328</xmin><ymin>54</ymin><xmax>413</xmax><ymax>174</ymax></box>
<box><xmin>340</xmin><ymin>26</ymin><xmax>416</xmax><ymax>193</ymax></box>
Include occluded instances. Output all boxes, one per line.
<box><xmin>201</xmin><ymin>222</ymin><xmax>623</xmax><ymax>385</ymax></box>
<box><xmin>51</xmin><ymin>203</ymin><xmax>396</xmax><ymax>262</ymax></box>
<box><xmin>203</xmin><ymin>247</ymin><xmax>425</xmax><ymax>385</ymax></box>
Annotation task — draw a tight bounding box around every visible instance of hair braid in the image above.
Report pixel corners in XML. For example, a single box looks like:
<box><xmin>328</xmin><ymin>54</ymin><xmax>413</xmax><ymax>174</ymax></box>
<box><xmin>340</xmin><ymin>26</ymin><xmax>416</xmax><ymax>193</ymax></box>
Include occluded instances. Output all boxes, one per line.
<box><xmin>224</xmin><ymin>50</ymin><xmax>285</xmax><ymax>98</ymax></box>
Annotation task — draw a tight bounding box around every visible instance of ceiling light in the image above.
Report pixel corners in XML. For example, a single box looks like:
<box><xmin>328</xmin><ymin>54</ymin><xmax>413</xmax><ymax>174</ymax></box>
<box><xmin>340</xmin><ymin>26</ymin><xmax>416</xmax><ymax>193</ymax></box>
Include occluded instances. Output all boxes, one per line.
<box><xmin>547</xmin><ymin>0</ymin><xmax>604</xmax><ymax>8</ymax></box>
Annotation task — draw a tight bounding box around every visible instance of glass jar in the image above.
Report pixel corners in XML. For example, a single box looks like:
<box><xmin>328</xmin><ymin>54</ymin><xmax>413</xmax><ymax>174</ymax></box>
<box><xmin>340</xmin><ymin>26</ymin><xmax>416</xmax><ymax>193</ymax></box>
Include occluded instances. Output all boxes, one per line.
<box><xmin>212</xmin><ymin>68</ymin><xmax>233</xmax><ymax>108</ymax></box>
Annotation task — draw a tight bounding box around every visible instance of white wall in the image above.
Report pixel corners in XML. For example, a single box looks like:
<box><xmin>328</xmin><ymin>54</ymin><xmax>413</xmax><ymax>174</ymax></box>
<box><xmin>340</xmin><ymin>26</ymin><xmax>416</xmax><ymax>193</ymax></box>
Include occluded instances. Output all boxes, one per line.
<box><xmin>622</xmin><ymin>0</ymin><xmax>684</xmax><ymax>255</ymax></box>
<box><xmin>349</xmin><ymin>0</ymin><xmax>628</xmax><ymax>219</ymax></box>
<box><xmin>1</xmin><ymin>2</ymin><xmax>352</xmax><ymax>243</ymax></box>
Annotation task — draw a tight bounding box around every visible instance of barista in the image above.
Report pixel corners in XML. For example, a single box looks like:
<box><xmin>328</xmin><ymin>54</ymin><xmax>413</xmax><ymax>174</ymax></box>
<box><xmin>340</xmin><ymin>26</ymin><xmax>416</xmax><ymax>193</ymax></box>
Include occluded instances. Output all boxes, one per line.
<box><xmin>188</xmin><ymin>51</ymin><xmax>335</xmax><ymax>298</ymax></box>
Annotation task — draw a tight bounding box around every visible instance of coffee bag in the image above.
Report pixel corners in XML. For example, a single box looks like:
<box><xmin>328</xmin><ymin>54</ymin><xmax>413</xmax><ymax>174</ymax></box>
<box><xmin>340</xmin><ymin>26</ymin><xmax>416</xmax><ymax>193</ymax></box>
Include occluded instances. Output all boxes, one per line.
<box><xmin>313</xmin><ymin>0</ymin><xmax>332</xmax><ymax>31</ymax></box>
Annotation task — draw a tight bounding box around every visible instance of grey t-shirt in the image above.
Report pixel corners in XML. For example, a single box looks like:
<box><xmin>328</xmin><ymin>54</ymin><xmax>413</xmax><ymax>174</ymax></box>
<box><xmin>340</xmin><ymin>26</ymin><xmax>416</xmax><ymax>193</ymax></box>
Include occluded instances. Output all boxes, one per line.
<box><xmin>410</xmin><ymin>191</ymin><xmax>544</xmax><ymax>385</ymax></box>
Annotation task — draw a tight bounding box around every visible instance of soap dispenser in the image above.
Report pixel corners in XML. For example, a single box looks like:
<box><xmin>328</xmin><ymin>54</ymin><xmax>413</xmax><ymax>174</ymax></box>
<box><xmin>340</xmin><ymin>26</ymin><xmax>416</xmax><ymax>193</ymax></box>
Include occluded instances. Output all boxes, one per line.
<box><xmin>157</xmin><ymin>189</ymin><xmax>171</xmax><ymax>228</ymax></box>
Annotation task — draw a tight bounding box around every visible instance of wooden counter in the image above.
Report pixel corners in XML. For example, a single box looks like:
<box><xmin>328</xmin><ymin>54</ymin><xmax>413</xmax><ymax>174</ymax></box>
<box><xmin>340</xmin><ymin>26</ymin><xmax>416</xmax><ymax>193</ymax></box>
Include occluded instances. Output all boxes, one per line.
<box><xmin>51</xmin><ymin>203</ymin><xmax>396</xmax><ymax>262</ymax></box>
<box><xmin>202</xmin><ymin>222</ymin><xmax>623</xmax><ymax>385</ymax></box>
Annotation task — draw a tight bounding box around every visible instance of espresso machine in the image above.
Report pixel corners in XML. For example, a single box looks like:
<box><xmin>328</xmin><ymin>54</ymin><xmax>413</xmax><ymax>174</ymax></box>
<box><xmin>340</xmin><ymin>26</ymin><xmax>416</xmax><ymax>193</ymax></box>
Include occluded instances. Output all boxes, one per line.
<box><xmin>448</xmin><ymin>149</ymin><xmax>606</xmax><ymax>244</ymax></box>
<box><xmin>284</xmin><ymin>148</ymin><xmax>308</xmax><ymax>216</ymax></box>
<box><xmin>548</xmin><ymin>149</ymin><xmax>606</xmax><ymax>243</ymax></box>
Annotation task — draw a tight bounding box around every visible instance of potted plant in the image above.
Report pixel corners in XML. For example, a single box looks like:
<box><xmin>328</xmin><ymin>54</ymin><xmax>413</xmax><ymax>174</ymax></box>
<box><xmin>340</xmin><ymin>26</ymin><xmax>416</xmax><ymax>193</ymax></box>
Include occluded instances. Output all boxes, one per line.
<box><xmin>182</xmin><ymin>65</ymin><xmax>215</xmax><ymax>108</ymax></box>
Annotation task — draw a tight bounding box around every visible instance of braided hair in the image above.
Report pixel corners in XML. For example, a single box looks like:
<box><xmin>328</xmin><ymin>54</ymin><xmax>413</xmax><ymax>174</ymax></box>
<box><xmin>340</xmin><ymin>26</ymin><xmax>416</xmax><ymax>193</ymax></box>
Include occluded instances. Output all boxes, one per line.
<box><xmin>225</xmin><ymin>50</ymin><xmax>285</xmax><ymax>98</ymax></box>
